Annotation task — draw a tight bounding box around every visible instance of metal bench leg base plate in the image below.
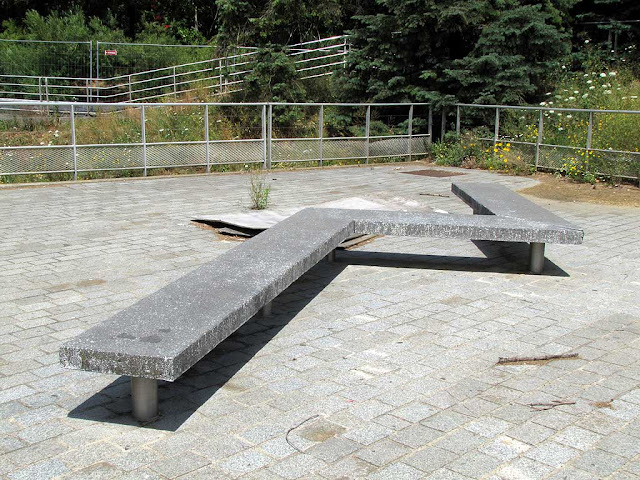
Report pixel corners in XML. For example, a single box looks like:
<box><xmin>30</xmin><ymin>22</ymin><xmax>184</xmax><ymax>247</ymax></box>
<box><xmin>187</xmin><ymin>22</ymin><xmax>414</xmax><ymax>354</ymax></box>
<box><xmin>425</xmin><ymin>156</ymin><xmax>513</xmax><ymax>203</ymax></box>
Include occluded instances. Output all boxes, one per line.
<box><xmin>131</xmin><ymin>377</ymin><xmax>158</xmax><ymax>422</ymax></box>
<box><xmin>262</xmin><ymin>301</ymin><xmax>272</xmax><ymax>317</ymax></box>
<box><xmin>529</xmin><ymin>242</ymin><xmax>545</xmax><ymax>274</ymax></box>
<box><xmin>327</xmin><ymin>250</ymin><xmax>336</xmax><ymax>263</ymax></box>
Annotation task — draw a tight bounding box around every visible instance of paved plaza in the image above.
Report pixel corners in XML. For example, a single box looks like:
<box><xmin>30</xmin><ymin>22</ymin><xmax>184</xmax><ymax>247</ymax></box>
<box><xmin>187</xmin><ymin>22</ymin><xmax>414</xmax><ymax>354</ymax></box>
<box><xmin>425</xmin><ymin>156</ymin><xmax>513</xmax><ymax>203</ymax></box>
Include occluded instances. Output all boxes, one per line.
<box><xmin>1</xmin><ymin>164</ymin><xmax>639</xmax><ymax>479</ymax></box>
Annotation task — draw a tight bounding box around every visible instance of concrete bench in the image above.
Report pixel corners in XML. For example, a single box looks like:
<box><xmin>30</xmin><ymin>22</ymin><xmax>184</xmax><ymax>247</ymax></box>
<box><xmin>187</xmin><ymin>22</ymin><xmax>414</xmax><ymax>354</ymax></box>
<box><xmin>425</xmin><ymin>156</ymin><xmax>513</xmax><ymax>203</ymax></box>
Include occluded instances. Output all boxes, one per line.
<box><xmin>451</xmin><ymin>182</ymin><xmax>582</xmax><ymax>273</ymax></box>
<box><xmin>60</xmin><ymin>182</ymin><xmax>583</xmax><ymax>421</ymax></box>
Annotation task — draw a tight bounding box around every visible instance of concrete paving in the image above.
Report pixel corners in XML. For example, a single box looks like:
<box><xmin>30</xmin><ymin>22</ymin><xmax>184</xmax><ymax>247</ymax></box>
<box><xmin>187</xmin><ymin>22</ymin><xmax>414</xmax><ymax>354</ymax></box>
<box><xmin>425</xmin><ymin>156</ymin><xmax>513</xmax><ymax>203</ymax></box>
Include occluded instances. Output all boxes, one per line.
<box><xmin>1</xmin><ymin>163</ymin><xmax>639</xmax><ymax>479</ymax></box>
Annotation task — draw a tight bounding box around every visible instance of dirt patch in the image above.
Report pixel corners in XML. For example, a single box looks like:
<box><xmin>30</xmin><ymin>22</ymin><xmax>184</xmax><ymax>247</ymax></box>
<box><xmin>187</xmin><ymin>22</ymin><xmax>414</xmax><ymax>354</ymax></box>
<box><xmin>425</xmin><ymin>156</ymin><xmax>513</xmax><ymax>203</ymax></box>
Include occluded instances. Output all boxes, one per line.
<box><xmin>520</xmin><ymin>173</ymin><xmax>640</xmax><ymax>207</ymax></box>
<box><xmin>297</xmin><ymin>418</ymin><xmax>346</xmax><ymax>442</ymax></box>
<box><xmin>402</xmin><ymin>169</ymin><xmax>466</xmax><ymax>178</ymax></box>
<box><xmin>593</xmin><ymin>400</ymin><xmax>614</xmax><ymax>409</ymax></box>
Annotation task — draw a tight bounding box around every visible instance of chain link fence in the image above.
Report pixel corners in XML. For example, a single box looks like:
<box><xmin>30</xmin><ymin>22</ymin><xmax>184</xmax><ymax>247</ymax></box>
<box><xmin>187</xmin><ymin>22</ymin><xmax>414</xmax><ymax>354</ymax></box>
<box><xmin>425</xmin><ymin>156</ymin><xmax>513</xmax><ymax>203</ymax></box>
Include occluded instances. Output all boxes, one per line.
<box><xmin>447</xmin><ymin>104</ymin><xmax>640</xmax><ymax>180</ymax></box>
<box><xmin>0</xmin><ymin>101</ymin><xmax>431</xmax><ymax>181</ymax></box>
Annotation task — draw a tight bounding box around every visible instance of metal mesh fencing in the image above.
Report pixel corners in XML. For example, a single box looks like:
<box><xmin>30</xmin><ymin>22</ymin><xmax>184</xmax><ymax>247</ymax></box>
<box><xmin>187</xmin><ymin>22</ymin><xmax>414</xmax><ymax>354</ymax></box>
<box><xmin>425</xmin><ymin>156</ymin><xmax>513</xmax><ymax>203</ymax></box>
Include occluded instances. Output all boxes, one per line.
<box><xmin>209</xmin><ymin>140</ymin><xmax>263</xmax><ymax>164</ymax></box>
<box><xmin>0</xmin><ymin>101</ymin><xmax>432</xmax><ymax>180</ymax></box>
<box><xmin>0</xmin><ymin>39</ymin><xmax>92</xmax><ymax>78</ymax></box>
<box><xmin>77</xmin><ymin>145</ymin><xmax>143</xmax><ymax>171</ymax></box>
<box><xmin>96</xmin><ymin>42</ymin><xmax>217</xmax><ymax>79</ymax></box>
<box><xmin>0</xmin><ymin>146</ymin><xmax>74</xmax><ymax>174</ymax></box>
<box><xmin>455</xmin><ymin>104</ymin><xmax>640</xmax><ymax>180</ymax></box>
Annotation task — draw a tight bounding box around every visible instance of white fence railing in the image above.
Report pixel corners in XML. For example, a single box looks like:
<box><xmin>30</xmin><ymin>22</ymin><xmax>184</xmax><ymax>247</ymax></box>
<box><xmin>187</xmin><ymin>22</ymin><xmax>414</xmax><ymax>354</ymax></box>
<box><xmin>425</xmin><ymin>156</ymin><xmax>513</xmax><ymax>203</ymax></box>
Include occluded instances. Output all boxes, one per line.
<box><xmin>0</xmin><ymin>36</ymin><xmax>349</xmax><ymax>104</ymax></box>
<box><xmin>0</xmin><ymin>101</ymin><xmax>432</xmax><ymax>179</ymax></box>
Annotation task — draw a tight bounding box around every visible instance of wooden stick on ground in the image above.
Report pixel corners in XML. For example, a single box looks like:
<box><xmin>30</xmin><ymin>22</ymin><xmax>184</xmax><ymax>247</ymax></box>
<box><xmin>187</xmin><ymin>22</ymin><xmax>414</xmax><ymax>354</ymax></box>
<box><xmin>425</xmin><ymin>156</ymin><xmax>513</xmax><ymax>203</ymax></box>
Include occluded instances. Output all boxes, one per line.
<box><xmin>529</xmin><ymin>400</ymin><xmax>576</xmax><ymax>411</ymax></box>
<box><xmin>497</xmin><ymin>353</ymin><xmax>579</xmax><ymax>364</ymax></box>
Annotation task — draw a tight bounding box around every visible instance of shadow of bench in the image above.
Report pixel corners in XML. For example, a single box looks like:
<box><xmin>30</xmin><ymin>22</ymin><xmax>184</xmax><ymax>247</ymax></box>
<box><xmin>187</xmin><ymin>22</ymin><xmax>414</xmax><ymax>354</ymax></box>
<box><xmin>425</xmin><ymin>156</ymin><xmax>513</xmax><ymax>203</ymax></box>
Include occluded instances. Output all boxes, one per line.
<box><xmin>60</xmin><ymin>182</ymin><xmax>583</xmax><ymax>422</ymax></box>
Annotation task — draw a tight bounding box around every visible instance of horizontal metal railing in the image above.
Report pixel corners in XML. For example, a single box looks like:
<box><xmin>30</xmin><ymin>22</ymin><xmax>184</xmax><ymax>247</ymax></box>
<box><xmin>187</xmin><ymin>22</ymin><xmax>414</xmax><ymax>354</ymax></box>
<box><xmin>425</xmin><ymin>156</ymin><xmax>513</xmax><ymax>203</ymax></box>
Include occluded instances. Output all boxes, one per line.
<box><xmin>448</xmin><ymin>104</ymin><xmax>640</xmax><ymax>179</ymax></box>
<box><xmin>0</xmin><ymin>101</ymin><xmax>431</xmax><ymax>180</ymax></box>
<box><xmin>0</xmin><ymin>36</ymin><xmax>349</xmax><ymax>104</ymax></box>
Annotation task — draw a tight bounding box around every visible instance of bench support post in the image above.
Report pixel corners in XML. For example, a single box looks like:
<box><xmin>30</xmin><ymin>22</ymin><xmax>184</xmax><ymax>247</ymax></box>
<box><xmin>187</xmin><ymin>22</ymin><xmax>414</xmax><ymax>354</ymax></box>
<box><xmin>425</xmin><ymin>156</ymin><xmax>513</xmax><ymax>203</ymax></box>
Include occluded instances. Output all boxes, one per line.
<box><xmin>131</xmin><ymin>377</ymin><xmax>158</xmax><ymax>422</ymax></box>
<box><xmin>327</xmin><ymin>249</ymin><xmax>336</xmax><ymax>263</ymax></box>
<box><xmin>262</xmin><ymin>301</ymin><xmax>272</xmax><ymax>317</ymax></box>
<box><xmin>529</xmin><ymin>242</ymin><xmax>545</xmax><ymax>274</ymax></box>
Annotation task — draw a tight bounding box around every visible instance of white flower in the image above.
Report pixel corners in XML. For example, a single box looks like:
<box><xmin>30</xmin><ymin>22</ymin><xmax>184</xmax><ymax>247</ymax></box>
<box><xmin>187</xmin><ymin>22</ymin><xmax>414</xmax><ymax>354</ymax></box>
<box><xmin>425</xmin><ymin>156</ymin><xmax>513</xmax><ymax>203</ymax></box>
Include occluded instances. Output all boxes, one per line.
<box><xmin>582</xmin><ymin>94</ymin><xmax>588</xmax><ymax>98</ymax></box>
<box><xmin>609</xmin><ymin>71</ymin><xmax>617</xmax><ymax>76</ymax></box>
<box><xmin>558</xmin><ymin>127</ymin><xmax>564</xmax><ymax>131</ymax></box>
<box><xmin>600</xmin><ymin>73</ymin><xmax>607</xmax><ymax>77</ymax></box>
<box><xmin>586</xmin><ymin>80</ymin><xmax>592</xmax><ymax>84</ymax></box>
<box><xmin>604</xmin><ymin>90</ymin><xmax>612</xmax><ymax>94</ymax></box>
<box><xmin>539</xmin><ymin>101</ymin><xmax>546</xmax><ymax>106</ymax></box>
<box><xmin>549</xmin><ymin>110</ymin><xmax>555</xmax><ymax>114</ymax></box>
<box><xmin>631</xmin><ymin>96</ymin><xmax>638</xmax><ymax>99</ymax></box>
<box><xmin>585</xmin><ymin>39</ymin><xmax>590</xmax><ymax>44</ymax></box>
<box><xmin>566</xmin><ymin>114</ymin><xmax>572</xmax><ymax>119</ymax></box>
<box><xmin>589</xmin><ymin>86</ymin><xmax>595</xmax><ymax>90</ymax></box>
<box><xmin>548</xmin><ymin>101</ymin><xmax>554</xmax><ymax>105</ymax></box>
<box><xmin>573</xmin><ymin>91</ymin><xmax>579</xmax><ymax>94</ymax></box>
<box><xmin>568</xmin><ymin>97</ymin><xmax>576</xmax><ymax>101</ymax></box>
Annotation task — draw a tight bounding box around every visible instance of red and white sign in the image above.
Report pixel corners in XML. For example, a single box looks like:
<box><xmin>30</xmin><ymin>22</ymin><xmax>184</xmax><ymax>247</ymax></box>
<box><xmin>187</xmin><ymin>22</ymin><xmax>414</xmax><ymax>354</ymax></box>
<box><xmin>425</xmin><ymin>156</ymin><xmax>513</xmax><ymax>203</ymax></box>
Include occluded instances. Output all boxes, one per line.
<box><xmin>104</xmin><ymin>50</ymin><xmax>117</xmax><ymax>56</ymax></box>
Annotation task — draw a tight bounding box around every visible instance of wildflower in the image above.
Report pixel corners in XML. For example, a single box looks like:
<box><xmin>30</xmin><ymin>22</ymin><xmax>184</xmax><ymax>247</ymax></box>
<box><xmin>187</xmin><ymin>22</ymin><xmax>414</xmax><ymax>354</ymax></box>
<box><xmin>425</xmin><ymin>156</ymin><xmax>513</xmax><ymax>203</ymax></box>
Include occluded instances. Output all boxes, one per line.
<box><xmin>599</xmin><ymin>73</ymin><xmax>607</xmax><ymax>77</ymax></box>
<box><xmin>586</xmin><ymin>80</ymin><xmax>592</xmax><ymax>84</ymax></box>
<box><xmin>604</xmin><ymin>90</ymin><xmax>612</xmax><ymax>94</ymax></box>
<box><xmin>589</xmin><ymin>86</ymin><xmax>595</xmax><ymax>90</ymax></box>
<box><xmin>585</xmin><ymin>40</ymin><xmax>590</xmax><ymax>44</ymax></box>
<box><xmin>609</xmin><ymin>71</ymin><xmax>617</xmax><ymax>77</ymax></box>
<box><xmin>631</xmin><ymin>96</ymin><xmax>638</xmax><ymax>99</ymax></box>
<box><xmin>582</xmin><ymin>94</ymin><xmax>588</xmax><ymax>98</ymax></box>
<box><xmin>566</xmin><ymin>114</ymin><xmax>572</xmax><ymax>119</ymax></box>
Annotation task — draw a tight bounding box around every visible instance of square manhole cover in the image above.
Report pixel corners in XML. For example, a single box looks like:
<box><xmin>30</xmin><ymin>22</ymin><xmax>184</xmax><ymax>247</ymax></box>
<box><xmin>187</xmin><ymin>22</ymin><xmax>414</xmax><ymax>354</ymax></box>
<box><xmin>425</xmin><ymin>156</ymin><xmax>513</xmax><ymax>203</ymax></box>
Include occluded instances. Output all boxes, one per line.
<box><xmin>402</xmin><ymin>169</ymin><xmax>466</xmax><ymax>177</ymax></box>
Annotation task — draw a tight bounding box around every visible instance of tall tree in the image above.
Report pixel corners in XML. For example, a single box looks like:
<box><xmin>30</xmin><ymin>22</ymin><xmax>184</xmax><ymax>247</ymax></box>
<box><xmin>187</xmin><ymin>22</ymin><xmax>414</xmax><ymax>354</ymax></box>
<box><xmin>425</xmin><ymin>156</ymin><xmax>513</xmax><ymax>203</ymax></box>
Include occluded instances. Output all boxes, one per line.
<box><xmin>341</xmin><ymin>0</ymin><xmax>577</xmax><ymax>106</ymax></box>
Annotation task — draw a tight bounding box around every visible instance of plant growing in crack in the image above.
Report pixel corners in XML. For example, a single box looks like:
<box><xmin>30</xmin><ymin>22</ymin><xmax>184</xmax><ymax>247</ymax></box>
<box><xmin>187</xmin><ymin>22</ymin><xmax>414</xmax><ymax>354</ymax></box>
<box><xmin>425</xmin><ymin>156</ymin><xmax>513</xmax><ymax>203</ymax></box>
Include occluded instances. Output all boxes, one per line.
<box><xmin>249</xmin><ymin>169</ymin><xmax>271</xmax><ymax>210</ymax></box>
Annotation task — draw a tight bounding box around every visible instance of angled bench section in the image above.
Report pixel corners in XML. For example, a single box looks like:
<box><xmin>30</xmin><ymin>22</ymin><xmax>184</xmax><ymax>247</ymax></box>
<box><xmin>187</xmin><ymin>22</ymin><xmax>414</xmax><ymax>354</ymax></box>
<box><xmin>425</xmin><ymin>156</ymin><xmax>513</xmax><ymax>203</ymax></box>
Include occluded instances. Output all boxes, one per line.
<box><xmin>60</xmin><ymin>183</ymin><xmax>583</xmax><ymax>421</ymax></box>
<box><xmin>451</xmin><ymin>182</ymin><xmax>583</xmax><ymax>273</ymax></box>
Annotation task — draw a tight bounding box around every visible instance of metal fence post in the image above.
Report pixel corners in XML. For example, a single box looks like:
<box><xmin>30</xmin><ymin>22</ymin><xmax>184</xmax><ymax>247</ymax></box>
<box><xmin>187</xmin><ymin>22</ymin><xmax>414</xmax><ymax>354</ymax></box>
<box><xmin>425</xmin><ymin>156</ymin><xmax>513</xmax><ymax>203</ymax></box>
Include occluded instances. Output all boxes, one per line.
<box><xmin>494</xmin><ymin>107</ymin><xmax>500</xmax><ymax>147</ymax></box>
<box><xmin>266</xmin><ymin>103</ymin><xmax>272</xmax><ymax>169</ymax></box>
<box><xmin>173</xmin><ymin>67</ymin><xmax>177</xmax><ymax>97</ymax></box>
<box><xmin>96</xmin><ymin>41</ymin><xmax>100</xmax><ymax>80</ymax></box>
<box><xmin>365</xmin><ymin>105</ymin><xmax>371</xmax><ymax>164</ymax></box>
<box><xmin>141</xmin><ymin>106</ymin><xmax>147</xmax><ymax>176</ymax></box>
<box><xmin>85</xmin><ymin>79</ymin><xmax>90</xmax><ymax>103</ymax></box>
<box><xmin>535</xmin><ymin>109</ymin><xmax>544</xmax><ymax>170</ymax></box>
<box><xmin>440</xmin><ymin>108</ymin><xmax>446</xmax><ymax>141</ymax></box>
<box><xmin>455</xmin><ymin>105</ymin><xmax>461</xmax><ymax>136</ymax></box>
<box><xmin>428</xmin><ymin>106</ymin><xmax>433</xmax><ymax>143</ymax></box>
<box><xmin>408</xmin><ymin>104</ymin><xmax>414</xmax><ymax>159</ymax></box>
<box><xmin>44</xmin><ymin>77</ymin><xmax>49</xmax><ymax>102</ymax></box>
<box><xmin>204</xmin><ymin>105</ymin><xmax>210</xmax><ymax>173</ymax></box>
<box><xmin>38</xmin><ymin>77</ymin><xmax>42</xmax><ymax>102</ymax></box>
<box><xmin>587</xmin><ymin>111</ymin><xmax>593</xmax><ymax>150</ymax></box>
<box><xmin>261</xmin><ymin>104</ymin><xmax>267</xmax><ymax>168</ymax></box>
<box><xmin>70</xmin><ymin>105</ymin><xmax>78</xmax><ymax>181</ymax></box>
<box><xmin>89</xmin><ymin>41</ymin><xmax>93</xmax><ymax>103</ymax></box>
<box><xmin>128</xmin><ymin>75</ymin><xmax>133</xmax><ymax>102</ymax></box>
<box><xmin>219</xmin><ymin>59</ymin><xmax>223</xmax><ymax>94</ymax></box>
<box><xmin>318</xmin><ymin>105</ymin><xmax>324</xmax><ymax>167</ymax></box>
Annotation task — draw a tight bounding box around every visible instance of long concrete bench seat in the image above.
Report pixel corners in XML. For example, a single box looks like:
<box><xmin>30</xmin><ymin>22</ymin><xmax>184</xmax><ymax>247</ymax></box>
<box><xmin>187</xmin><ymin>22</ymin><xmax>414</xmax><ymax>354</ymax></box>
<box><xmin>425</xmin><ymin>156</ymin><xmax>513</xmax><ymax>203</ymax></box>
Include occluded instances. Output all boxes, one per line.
<box><xmin>451</xmin><ymin>182</ymin><xmax>583</xmax><ymax>272</ymax></box>
<box><xmin>60</xmin><ymin>182</ymin><xmax>583</xmax><ymax>421</ymax></box>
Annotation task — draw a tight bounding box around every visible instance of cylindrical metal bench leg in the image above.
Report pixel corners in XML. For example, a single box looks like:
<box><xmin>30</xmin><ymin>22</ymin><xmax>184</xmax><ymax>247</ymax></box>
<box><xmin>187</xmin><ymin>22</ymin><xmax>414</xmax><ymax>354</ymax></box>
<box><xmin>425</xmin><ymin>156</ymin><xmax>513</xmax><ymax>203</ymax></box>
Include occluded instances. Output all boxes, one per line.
<box><xmin>327</xmin><ymin>249</ymin><xmax>336</xmax><ymax>263</ymax></box>
<box><xmin>529</xmin><ymin>242</ymin><xmax>545</xmax><ymax>274</ymax></box>
<box><xmin>131</xmin><ymin>377</ymin><xmax>158</xmax><ymax>422</ymax></box>
<box><xmin>262</xmin><ymin>301</ymin><xmax>272</xmax><ymax>317</ymax></box>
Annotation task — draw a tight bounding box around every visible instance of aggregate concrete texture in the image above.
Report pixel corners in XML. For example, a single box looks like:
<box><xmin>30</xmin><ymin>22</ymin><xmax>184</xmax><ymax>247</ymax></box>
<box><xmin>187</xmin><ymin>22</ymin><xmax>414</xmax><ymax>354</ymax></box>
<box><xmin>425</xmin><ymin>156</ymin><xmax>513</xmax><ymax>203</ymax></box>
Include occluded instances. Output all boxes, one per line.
<box><xmin>1</xmin><ymin>164</ymin><xmax>639</xmax><ymax>479</ymax></box>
